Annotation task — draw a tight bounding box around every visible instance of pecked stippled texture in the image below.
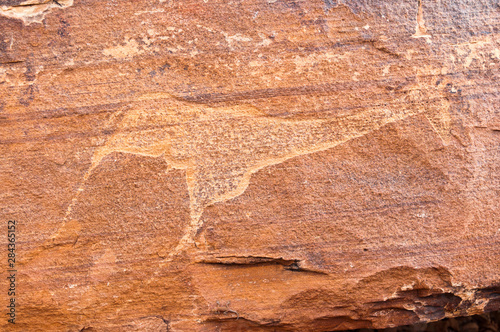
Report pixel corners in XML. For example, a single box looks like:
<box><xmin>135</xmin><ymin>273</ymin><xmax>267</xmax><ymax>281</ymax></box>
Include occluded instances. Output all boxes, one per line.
<box><xmin>0</xmin><ymin>0</ymin><xmax>499</xmax><ymax>331</ymax></box>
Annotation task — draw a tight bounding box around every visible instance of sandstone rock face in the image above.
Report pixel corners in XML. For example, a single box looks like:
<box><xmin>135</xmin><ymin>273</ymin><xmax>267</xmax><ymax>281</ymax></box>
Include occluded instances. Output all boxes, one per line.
<box><xmin>1</xmin><ymin>0</ymin><xmax>499</xmax><ymax>331</ymax></box>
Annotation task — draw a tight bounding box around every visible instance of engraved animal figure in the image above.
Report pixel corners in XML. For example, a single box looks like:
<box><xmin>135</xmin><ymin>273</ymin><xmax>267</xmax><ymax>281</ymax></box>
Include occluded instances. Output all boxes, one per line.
<box><xmin>64</xmin><ymin>84</ymin><xmax>451</xmax><ymax>255</ymax></box>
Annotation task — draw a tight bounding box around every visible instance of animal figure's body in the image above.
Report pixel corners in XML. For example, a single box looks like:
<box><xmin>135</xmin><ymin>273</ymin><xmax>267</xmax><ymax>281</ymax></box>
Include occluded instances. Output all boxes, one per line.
<box><xmin>65</xmin><ymin>84</ymin><xmax>451</xmax><ymax>254</ymax></box>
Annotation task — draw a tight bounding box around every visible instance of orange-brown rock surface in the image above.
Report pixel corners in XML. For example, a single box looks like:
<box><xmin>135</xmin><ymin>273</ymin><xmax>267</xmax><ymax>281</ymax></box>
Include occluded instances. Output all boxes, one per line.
<box><xmin>1</xmin><ymin>0</ymin><xmax>499</xmax><ymax>331</ymax></box>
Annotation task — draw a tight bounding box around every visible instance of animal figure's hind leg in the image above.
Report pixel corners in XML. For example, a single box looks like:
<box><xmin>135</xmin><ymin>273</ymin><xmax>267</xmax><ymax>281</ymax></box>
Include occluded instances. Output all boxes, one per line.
<box><xmin>62</xmin><ymin>142</ymin><xmax>118</xmax><ymax>222</ymax></box>
<box><xmin>63</xmin><ymin>127</ymin><xmax>173</xmax><ymax>221</ymax></box>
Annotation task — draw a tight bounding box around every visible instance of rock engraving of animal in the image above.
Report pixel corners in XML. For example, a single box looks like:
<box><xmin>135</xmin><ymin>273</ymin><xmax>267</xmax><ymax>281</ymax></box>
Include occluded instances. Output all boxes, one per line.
<box><xmin>63</xmin><ymin>82</ymin><xmax>451</xmax><ymax>256</ymax></box>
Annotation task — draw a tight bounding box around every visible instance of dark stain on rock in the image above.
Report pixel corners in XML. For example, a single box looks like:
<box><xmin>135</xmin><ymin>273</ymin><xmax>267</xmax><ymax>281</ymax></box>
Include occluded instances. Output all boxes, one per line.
<box><xmin>24</xmin><ymin>55</ymin><xmax>36</xmax><ymax>82</ymax></box>
<box><xmin>19</xmin><ymin>84</ymin><xmax>37</xmax><ymax>106</ymax></box>
<box><xmin>57</xmin><ymin>18</ymin><xmax>70</xmax><ymax>37</ymax></box>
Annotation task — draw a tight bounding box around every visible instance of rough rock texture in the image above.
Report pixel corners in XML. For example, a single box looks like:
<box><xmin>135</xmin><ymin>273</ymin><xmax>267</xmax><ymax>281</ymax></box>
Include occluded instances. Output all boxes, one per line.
<box><xmin>1</xmin><ymin>0</ymin><xmax>499</xmax><ymax>331</ymax></box>
<box><xmin>343</xmin><ymin>311</ymin><xmax>500</xmax><ymax>332</ymax></box>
